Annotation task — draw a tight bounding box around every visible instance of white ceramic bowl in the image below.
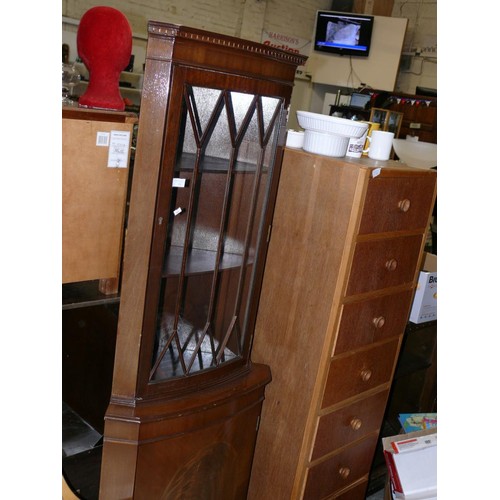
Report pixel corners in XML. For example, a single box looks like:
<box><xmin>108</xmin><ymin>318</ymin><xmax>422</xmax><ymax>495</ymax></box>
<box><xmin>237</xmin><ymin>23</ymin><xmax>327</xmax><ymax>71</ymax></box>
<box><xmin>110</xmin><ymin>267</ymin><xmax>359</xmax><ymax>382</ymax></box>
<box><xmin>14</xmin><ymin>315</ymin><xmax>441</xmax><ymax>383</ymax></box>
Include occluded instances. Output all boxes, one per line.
<box><xmin>303</xmin><ymin>130</ymin><xmax>350</xmax><ymax>157</ymax></box>
<box><xmin>392</xmin><ymin>139</ymin><xmax>437</xmax><ymax>169</ymax></box>
<box><xmin>296</xmin><ymin>110</ymin><xmax>368</xmax><ymax>139</ymax></box>
<box><xmin>286</xmin><ymin>130</ymin><xmax>305</xmax><ymax>149</ymax></box>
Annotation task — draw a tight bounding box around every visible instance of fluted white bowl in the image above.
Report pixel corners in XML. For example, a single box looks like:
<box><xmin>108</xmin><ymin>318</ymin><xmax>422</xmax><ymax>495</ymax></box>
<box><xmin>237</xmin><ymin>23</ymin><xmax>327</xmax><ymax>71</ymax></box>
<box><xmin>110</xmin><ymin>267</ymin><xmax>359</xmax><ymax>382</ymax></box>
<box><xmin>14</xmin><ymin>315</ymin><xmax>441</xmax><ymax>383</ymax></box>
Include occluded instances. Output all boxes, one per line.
<box><xmin>296</xmin><ymin>110</ymin><xmax>368</xmax><ymax>139</ymax></box>
<box><xmin>303</xmin><ymin>130</ymin><xmax>350</xmax><ymax>157</ymax></box>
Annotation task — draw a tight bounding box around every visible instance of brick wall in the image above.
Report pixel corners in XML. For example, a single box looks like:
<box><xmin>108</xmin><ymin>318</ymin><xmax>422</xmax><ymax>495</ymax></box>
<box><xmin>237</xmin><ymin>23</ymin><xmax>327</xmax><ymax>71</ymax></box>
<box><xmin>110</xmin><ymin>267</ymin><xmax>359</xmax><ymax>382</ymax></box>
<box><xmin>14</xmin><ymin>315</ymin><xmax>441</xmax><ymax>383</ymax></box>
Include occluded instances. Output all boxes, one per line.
<box><xmin>62</xmin><ymin>0</ymin><xmax>437</xmax><ymax>94</ymax></box>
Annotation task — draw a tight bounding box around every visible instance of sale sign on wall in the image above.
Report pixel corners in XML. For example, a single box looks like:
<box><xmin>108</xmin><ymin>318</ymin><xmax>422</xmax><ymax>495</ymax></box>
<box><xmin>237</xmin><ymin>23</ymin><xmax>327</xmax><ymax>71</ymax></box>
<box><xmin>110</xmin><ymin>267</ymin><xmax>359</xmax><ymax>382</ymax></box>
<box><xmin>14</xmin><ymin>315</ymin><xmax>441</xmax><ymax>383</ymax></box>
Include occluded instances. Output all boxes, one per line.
<box><xmin>261</xmin><ymin>31</ymin><xmax>310</xmax><ymax>75</ymax></box>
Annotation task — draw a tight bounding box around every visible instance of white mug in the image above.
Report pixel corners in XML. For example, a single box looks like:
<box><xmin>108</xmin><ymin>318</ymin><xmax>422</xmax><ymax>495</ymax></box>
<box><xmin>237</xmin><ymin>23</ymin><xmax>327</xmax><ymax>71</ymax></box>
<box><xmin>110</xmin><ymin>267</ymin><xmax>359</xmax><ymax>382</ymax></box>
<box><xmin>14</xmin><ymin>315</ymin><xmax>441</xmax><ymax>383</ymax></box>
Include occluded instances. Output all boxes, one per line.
<box><xmin>363</xmin><ymin>130</ymin><xmax>395</xmax><ymax>161</ymax></box>
<box><xmin>345</xmin><ymin>129</ymin><xmax>368</xmax><ymax>158</ymax></box>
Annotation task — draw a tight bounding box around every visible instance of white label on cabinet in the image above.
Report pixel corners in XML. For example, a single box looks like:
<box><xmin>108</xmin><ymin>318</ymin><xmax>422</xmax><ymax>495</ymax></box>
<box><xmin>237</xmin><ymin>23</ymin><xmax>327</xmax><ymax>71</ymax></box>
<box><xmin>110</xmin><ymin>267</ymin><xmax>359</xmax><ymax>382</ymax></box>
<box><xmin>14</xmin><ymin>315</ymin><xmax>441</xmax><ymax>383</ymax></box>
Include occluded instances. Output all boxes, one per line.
<box><xmin>372</xmin><ymin>168</ymin><xmax>381</xmax><ymax>178</ymax></box>
<box><xmin>107</xmin><ymin>130</ymin><xmax>131</xmax><ymax>168</ymax></box>
<box><xmin>96</xmin><ymin>132</ymin><xmax>110</xmax><ymax>147</ymax></box>
<box><xmin>173</xmin><ymin>207</ymin><xmax>183</xmax><ymax>216</ymax></box>
<box><xmin>172</xmin><ymin>178</ymin><xmax>187</xmax><ymax>188</ymax></box>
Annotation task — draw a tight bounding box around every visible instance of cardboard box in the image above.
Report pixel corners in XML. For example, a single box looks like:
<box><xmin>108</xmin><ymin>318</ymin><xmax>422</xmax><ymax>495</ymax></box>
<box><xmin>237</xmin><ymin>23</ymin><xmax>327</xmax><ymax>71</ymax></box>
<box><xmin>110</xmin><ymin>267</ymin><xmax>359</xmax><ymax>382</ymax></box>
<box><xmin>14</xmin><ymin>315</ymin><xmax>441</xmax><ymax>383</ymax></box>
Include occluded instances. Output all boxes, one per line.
<box><xmin>409</xmin><ymin>252</ymin><xmax>437</xmax><ymax>323</ymax></box>
<box><xmin>383</xmin><ymin>427</ymin><xmax>437</xmax><ymax>500</ymax></box>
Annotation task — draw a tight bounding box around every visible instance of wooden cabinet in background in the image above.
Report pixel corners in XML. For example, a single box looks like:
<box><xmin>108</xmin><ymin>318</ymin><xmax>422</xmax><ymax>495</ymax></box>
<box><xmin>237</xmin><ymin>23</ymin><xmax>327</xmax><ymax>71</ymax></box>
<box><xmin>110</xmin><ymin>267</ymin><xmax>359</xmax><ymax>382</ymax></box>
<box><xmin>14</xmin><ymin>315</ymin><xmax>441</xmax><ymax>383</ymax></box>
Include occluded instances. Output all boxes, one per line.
<box><xmin>62</xmin><ymin>108</ymin><xmax>137</xmax><ymax>293</ymax></box>
<box><xmin>247</xmin><ymin>148</ymin><xmax>436</xmax><ymax>499</ymax></box>
<box><xmin>386</xmin><ymin>95</ymin><xmax>437</xmax><ymax>144</ymax></box>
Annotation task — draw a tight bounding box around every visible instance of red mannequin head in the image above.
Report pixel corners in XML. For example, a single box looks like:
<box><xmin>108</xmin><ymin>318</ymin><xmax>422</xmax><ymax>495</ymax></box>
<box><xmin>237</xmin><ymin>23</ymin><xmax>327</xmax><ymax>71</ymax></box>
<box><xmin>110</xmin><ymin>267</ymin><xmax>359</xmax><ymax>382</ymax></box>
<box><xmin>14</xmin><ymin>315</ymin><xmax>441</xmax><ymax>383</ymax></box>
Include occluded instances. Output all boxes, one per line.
<box><xmin>77</xmin><ymin>7</ymin><xmax>132</xmax><ymax>111</ymax></box>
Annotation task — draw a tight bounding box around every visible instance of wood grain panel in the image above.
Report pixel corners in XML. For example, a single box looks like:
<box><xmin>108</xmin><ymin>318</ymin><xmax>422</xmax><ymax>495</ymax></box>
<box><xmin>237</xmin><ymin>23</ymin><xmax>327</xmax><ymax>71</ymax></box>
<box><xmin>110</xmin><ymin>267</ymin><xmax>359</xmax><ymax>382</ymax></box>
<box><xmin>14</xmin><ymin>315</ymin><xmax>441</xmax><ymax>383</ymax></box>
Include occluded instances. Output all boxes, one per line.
<box><xmin>332</xmin><ymin>479</ymin><xmax>369</xmax><ymax>499</ymax></box>
<box><xmin>322</xmin><ymin>339</ymin><xmax>399</xmax><ymax>409</ymax></box>
<box><xmin>248</xmin><ymin>151</ymin><xmax>363</xmax><ymax>500</ymax></box>
<box><xmin>303</xmin><ymin>435</ymin><xmax>378</xmax><ymax>499</ymax></box>
<box><xmin>312</xmin><ymin>389</ymin><xmax>389</xmax><ymax>461</ymax></box>
<box><xmin>346</xmin><ymin>234</ymin><xmax>423</xmax><ymax>296</ymax></box>
<box><xmin>62</xmin><ymin>114</ymin><xmax>134</xmax><ymax>284</ymax></box>
<box><xmin>359</xmin><ymin>173</ymin><xmax>436</xmax><ymax>234</ymax></box>
<box><xmin>334</xmin><ymin>289</ymin><xmax>414</xmax><ymax>354</ymax></box>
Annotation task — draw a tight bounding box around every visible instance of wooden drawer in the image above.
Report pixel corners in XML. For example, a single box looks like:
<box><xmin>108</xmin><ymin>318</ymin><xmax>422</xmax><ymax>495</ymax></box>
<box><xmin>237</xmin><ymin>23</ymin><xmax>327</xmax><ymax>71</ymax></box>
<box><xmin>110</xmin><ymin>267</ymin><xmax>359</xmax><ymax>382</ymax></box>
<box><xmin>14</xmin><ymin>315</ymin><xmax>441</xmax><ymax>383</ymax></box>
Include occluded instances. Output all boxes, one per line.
<box><xmin>358</xmin><ymin>174</ymin><xmax>436</xmax><ymax>235</ymax></box>
<box><xmin>322</xmin><ymin>339</ymin><xmax>399</xmax><ymax>409</ymax></box>
<box><xmin>311</xmin><ymin>389</ymin><xmax>389</xmax><ymax>461</ymax></box>
<box><xmin>303</xmin><ymin>435</ymin><xmax>378</xmax><ymax>499</ymax></box>
<box><xmin>346</xmin><ymin>234</ymin><xmax>423</xmax><ymax>296</ymax></box>
<box><xmin>331</xmin><ymin>480</ymin><xmax>368</xmax><ymax>499</ymax></box>
<box><xmin>334</xmin><ymin>289</ymin><xmax>414</xmax><ymax>354</ymax></box>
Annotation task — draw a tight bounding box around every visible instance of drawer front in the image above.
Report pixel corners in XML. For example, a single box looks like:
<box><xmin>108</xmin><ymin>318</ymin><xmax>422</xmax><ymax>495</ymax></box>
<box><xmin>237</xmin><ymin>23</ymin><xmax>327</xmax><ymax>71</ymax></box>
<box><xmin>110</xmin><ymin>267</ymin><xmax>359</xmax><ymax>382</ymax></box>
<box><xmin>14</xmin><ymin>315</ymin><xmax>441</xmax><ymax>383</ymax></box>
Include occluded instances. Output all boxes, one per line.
<box><xmin>359</xmin><ymin>174</ymin><xmax>436</xmax><ymax>235</ymax></box>
<box><xmin>346</xmin><ymin>235</ymin><xmax>423</xmax><ymax>296</ymax></box>
<box><xmin>303</xmin><ymin>435</ymin><xmax>378</xmax><ymax>500</ymax></box>
<box><xmin>322</xmin><ymin>339</ymin><xmax>399</xmax><ymax>409</ymax></box>
<box><xmin>334</xmin><ymin>289</ymin><xmax>414</xmax><ymax>355</ymax></box>
<box><xmin>332</xmin><ymin>480</ymin><xmax>368</xmax><ymax>499</ymax></box>
<box><xmin>312</xmin><ymin>389</ymin><xmax>389</xmax><ymax>461</ymax></box>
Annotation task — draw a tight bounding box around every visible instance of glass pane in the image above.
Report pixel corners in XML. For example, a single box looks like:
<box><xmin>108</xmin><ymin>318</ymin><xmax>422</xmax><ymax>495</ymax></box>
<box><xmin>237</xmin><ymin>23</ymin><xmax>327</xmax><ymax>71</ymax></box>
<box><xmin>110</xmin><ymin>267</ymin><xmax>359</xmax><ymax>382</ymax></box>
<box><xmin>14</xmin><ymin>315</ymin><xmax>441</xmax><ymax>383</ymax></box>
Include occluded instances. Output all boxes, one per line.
<box><xmin>150</xmin><ymin>85</ymin><xmax>282</xmax><ymax>382</ymax></box>
<box><xmin>387</xmin><ymin>112</ymin><xmax>402</xmax><ymax>134</ymax></box>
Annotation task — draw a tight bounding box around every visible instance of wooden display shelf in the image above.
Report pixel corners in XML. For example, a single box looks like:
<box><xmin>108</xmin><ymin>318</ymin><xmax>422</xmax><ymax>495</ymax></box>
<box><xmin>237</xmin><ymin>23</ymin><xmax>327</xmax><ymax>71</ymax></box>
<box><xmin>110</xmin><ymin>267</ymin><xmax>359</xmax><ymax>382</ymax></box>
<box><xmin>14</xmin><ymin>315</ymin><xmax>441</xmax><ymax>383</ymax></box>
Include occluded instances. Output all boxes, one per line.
<box><xmin>62</xmin><ymin>281</ymin><xmax>120</xmax><ymax>310</ymax></box>
<box><xmin>163</xmin><ymin>246</ymin><xmax>253</xmax><ymax>277</ymax></box>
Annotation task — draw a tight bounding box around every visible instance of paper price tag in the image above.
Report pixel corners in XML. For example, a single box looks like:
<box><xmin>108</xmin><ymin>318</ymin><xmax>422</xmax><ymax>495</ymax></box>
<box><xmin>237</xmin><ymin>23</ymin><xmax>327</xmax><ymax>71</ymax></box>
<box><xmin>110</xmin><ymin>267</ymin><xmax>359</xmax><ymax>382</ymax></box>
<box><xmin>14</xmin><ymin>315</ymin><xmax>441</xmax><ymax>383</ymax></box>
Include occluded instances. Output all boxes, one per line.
<box><xmin>107</xmin><ymin>130</ymin><xmax>131</xmax><ymax>168</ymax></box>
<box><xmin>172</xmin><ymin>178</ymin><xmax>187</xmax><ymax>188</ymax></box>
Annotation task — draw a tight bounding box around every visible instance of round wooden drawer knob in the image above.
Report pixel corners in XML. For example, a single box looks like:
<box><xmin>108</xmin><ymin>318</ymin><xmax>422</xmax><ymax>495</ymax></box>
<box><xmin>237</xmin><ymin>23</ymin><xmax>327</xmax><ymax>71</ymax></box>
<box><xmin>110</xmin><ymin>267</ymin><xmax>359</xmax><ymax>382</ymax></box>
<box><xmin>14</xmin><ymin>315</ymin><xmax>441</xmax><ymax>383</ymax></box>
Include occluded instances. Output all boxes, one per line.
<box><xmin>385</xmin><ymin>259</ymin><xmax>398</xmax><ymax>271</ymax></box>
<box><xmin>338</xmin><ymin>467</ymin><xmax>351</xmax><ymax>479</ymax></box>
<box><xmin>350</xmin><ymin>418</ymin><xmax>363</xmax><ymax>431</ymax></box>
<box><xmin>398</xmin><ymin>199</ymin><xmax>411</xmax><ymax>212</ymax></box>
<box><xmin>360</xmin><ymin>369</ymin><xmax>372</xmax><ymax>382</ymax></box>
<box><xmin>373</xmin><ymin>316</ymin><xmax>385</xmax><ymax>329</ymax></box>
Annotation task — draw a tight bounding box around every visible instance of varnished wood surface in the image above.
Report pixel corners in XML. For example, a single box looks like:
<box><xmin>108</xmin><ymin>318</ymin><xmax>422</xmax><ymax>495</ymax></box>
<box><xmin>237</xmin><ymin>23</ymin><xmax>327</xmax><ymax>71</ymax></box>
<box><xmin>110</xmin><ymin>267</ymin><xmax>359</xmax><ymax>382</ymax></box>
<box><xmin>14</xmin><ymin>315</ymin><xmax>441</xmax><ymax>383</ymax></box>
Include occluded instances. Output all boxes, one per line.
<box><xmin>248</xmin><ymin>151</ymin><xmax>363</xmax><ymax>499</ymax></box>
<box><xmin>312</xmin><ymin>389</ymin><xmax>389</xmax><ymax>461</ymax></box>
<box><xmin>333</xmin><ymin>289</ymin><xmax>414</xmax><ymax>354</ymax></box>
<box><xmin>321</xmin><ymin>339</ymin><xmax>399</xmax><ymax>409</ymax></box>
<box><xmin>248</xmin><ymin>148</ymin><xmax>436</xmax><ymax>499</ymax></box>
<box><xmin>99</xmin><ymin>23</ymin><xmax>306</xmax><ymax>499</ymax></box>
<box><xmin>100</xmin><ymin>363</ymin><xmax>271</xmax><ymax>499</ymax></box>
<box><xmin>62</xmin><ymin>107</ymin><xmax>138</xmax><ymax>123</ymax></box>
<box><xmin>303</xmin><ymin>435</ymin><xmax>378</xmax><ymax>499</ymax></box>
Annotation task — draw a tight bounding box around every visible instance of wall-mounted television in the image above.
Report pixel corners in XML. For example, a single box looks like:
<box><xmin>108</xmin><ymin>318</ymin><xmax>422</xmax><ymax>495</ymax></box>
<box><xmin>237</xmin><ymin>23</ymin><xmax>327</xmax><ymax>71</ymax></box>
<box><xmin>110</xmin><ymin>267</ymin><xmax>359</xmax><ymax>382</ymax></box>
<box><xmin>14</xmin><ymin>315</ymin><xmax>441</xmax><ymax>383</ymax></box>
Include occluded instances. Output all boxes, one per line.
<box><xmin>313</xmin><ymin>11</ymin><xmax>374</xmax><ymax>58</ymax></box>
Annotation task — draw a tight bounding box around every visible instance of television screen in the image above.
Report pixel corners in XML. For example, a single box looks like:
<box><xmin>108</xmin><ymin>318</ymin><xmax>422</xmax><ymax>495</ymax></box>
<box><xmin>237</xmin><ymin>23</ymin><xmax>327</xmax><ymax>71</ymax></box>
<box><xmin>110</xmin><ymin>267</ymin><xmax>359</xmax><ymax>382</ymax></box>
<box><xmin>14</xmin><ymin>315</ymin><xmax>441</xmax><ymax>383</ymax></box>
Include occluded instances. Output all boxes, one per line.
<box><xmin>314</xmin><ymin>11</ymin><xmax>374</xmax><ymax>57</ymax></box>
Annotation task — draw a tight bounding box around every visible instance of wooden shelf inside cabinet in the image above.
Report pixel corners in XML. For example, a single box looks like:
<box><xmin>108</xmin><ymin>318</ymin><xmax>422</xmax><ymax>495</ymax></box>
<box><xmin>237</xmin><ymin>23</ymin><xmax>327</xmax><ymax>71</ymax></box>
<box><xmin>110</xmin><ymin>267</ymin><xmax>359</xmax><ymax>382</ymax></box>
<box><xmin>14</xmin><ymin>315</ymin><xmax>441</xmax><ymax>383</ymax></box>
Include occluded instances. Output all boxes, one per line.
<box><xmin>176</xmin><ymin>152</ymin><xmax>262</xmax><ymax>173</ymax></box>
<box><xmin>163</xmin><ymin>246</ymin><xmax>252</xmax><ymax>277</ymax></box>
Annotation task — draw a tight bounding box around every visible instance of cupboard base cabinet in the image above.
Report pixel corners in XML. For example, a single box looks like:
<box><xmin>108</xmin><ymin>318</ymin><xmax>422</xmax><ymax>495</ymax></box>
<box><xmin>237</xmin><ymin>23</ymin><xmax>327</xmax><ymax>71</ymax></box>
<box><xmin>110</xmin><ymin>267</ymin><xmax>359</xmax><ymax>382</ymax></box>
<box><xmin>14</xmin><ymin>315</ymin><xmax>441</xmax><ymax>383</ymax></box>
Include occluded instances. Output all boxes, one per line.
<box><xmin>98</xmin><ymin>22</ymin><xmax>306</xmax><ymax>499</ymax></box>
<box><xmin>100</xmin><ymin>363</ymin><xmax>270</xmax><ymax>499</ymax></box>
<box><xmin>248</xmin><ymin>148</ymin><xmax>436</xmax><ymax>499</ymax></box>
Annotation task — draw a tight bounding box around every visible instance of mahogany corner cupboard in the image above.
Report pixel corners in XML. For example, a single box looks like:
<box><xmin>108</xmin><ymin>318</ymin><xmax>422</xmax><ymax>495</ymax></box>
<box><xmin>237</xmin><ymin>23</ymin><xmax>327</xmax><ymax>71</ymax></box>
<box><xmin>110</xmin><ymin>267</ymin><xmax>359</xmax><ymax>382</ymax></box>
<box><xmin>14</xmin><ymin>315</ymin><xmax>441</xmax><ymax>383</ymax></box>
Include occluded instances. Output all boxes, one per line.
<box><xmin>247</xmin><ymin>148</ymin><xmax>437</xmax><ymax>499</ymax></box>
<box><xmin>98</xmin><ymin>22</ymin><xmax>306</xmax><ymax>498</ymax></box>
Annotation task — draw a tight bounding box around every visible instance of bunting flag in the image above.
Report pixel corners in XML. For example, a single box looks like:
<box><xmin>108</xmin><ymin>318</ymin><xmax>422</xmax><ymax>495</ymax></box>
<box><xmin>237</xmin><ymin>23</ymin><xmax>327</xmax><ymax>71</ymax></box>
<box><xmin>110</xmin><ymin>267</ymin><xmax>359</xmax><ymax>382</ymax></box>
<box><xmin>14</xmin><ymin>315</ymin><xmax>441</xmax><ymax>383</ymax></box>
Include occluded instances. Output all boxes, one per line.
<box><xmin>389</xmin><ymin>96</ymin><xmax>433</xmax><ymax>107</ymax></box>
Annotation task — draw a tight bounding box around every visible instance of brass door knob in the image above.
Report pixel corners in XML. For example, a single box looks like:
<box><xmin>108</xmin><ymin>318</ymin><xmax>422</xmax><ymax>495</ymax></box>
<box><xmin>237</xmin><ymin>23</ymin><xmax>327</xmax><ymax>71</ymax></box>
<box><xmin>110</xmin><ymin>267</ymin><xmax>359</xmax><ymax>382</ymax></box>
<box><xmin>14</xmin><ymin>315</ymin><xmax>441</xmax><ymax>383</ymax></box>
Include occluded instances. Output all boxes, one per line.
<box><xmin>385</xmin><ymin>259</ymin><xmax>398</xmax><ymax>271</ymax></box>
<box><xmin>398</xmin><ymin>199</ymin><xmax>411</xmax><ymax>212</ymax></box>
<box><xmin>360</xmin><ymin>369</ymin><xmax>372</xmax><ymax>382</ymax></box>
<box><xmin>373</xmin><ymin>316</ymin><xmax>385</xmax><ymax>329</ymax></box>
<box><xmin>338</xmin><ymin>467</ymin><xmax>351</xmax><ymax>479</ymax></box>
<box><xmin>350</xmin><ymin>418</ymin><xmax>362</xmax><ymax>431</ymax></box>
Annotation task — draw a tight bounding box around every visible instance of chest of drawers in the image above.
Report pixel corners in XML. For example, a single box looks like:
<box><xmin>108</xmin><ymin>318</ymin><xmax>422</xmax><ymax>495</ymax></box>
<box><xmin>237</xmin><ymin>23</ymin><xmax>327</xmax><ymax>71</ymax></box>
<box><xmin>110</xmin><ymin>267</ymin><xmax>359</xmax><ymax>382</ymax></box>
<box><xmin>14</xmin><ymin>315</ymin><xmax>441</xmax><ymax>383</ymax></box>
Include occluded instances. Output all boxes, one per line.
<box><xmin>248</xmin><ymin>148</ymin><xmax>436</xmax><ymax>499</ymax></box>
